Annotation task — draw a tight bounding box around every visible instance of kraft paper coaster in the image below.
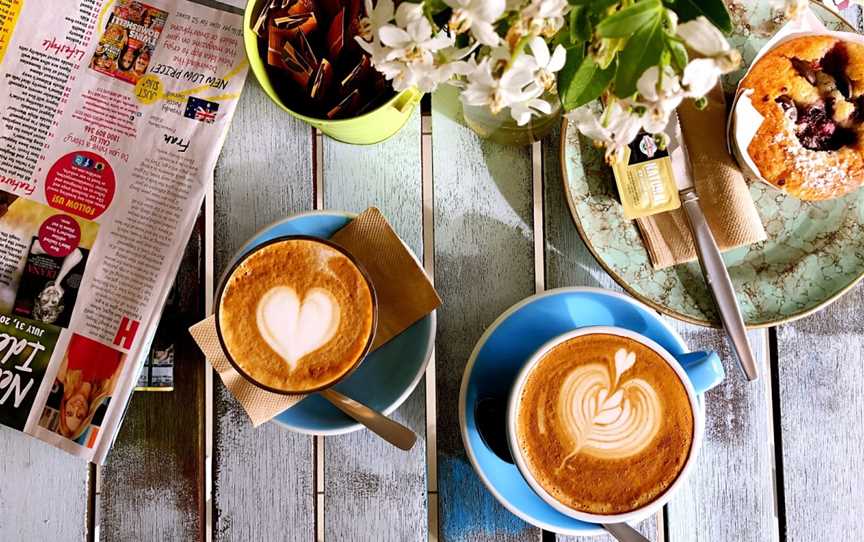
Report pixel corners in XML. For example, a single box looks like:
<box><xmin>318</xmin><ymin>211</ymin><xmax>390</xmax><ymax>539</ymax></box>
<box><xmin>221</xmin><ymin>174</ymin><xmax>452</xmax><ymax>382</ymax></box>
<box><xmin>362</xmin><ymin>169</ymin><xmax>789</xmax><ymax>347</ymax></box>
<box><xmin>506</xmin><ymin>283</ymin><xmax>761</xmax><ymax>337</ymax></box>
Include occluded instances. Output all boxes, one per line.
<box><xmin>635</xmin><ymin>86</ymin><xmax>767</xmax><ymax>269</ymax></box>
<box><xmin>190</xmin><ymin>207</ymin><xmax>441</xmax><ymax>426</ymax></box>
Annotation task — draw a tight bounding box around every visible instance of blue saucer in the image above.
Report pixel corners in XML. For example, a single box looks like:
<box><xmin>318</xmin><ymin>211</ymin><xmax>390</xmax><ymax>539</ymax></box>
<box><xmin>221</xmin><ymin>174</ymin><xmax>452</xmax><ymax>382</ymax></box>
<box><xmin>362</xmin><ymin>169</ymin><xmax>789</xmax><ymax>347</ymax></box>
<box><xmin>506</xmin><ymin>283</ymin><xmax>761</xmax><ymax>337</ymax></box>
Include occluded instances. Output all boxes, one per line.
<box><xmin>227</xmin><ymin>211</ymin><xmax>435</xmax><ymax>436</ymax></box>
<box><xmin>459</xmin><ymin>287</ymin><xmax>701</xmax><ymax>535</ymax></box>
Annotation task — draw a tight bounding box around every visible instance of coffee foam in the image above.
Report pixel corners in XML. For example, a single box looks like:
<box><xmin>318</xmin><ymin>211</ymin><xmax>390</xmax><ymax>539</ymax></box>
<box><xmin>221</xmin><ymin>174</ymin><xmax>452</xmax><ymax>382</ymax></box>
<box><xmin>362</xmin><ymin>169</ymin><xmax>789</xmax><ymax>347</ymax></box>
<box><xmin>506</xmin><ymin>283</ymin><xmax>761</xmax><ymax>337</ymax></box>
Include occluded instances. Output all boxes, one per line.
<box><xmin>218</xmin><ymin>239</ymin><xmax>374</xmax><ymax>392</ymax></box>
<box><xmin>553</xmin><ymin>348</ymin><xmax>662</xmax><ymax>464</ymax></box>
<box><xmin>256</xmin><ymin>286</ymin><xmax>341</xmax><ymax>370</ymax></box>
<box><xmin>516</xmin><ymin>334</ymin><xmax>694</xmax><ymax>515</ymax></box>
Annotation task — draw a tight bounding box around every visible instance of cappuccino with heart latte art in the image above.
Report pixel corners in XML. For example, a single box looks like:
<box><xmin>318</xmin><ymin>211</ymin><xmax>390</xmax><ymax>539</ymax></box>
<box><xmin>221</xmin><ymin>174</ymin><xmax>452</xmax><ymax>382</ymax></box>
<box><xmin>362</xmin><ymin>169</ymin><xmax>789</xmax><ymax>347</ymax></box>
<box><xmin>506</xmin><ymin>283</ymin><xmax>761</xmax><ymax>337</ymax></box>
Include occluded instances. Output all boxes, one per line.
<box><xmin>515</xmin><ymin>334</ymin><xmax>694</xmax><ymax>515</ymax></box>
<box><xmin>218</xmin><ymin>238</ymin><xmax>375</xmax><ymax>393</ymax></box>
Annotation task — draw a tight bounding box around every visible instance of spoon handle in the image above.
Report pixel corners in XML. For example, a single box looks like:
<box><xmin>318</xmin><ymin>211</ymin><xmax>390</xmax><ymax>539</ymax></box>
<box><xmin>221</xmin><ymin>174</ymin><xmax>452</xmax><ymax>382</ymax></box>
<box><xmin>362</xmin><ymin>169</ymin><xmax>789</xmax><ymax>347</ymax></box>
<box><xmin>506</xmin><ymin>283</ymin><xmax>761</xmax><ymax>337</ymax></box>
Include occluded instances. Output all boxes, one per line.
<box><xmin>319</xmin><ymin>389</ymin><xmax>417</xmax><ymax>451</ymax></box>
<box><xmin>602</xmin><ymin>523</ymin><xmax>651</xmax><ymax>542</ymax></box>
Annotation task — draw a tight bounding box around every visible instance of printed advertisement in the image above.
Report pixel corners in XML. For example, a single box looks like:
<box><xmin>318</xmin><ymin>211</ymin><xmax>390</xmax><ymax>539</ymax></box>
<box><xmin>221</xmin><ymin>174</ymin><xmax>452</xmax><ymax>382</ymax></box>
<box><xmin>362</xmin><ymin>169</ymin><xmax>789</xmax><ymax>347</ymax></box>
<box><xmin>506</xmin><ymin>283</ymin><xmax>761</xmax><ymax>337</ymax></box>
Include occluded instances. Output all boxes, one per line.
<box><xmin>0</xmin><ymin>0</ymin><xmax>248</xmax><ymax>462</ymax></box>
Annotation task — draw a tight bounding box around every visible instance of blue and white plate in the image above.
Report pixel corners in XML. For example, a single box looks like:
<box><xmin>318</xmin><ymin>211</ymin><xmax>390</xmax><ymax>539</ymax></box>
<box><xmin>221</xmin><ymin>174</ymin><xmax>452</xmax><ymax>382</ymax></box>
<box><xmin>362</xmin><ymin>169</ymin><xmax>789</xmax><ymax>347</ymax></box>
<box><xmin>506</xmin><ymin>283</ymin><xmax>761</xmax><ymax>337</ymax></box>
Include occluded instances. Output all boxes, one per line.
<box><xmin>458</xmin><ymin>287</ymin><xmax>706</xmax><ymax>536</ymax></box>
<box><xmin>224</xmin><ymin>210</ymin><xmax>435</xmax><ymax>436</ymax></box>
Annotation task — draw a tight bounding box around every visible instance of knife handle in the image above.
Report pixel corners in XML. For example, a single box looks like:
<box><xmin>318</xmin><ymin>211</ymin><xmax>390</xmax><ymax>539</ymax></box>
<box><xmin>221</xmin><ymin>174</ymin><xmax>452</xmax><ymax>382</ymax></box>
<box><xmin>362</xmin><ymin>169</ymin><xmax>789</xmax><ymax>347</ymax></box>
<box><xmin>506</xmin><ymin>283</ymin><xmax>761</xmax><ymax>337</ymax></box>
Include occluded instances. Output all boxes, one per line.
<box><xmin>680</xmin><ymin>189</ymin><xmax>759</xmax><ymax>381</ymax></box>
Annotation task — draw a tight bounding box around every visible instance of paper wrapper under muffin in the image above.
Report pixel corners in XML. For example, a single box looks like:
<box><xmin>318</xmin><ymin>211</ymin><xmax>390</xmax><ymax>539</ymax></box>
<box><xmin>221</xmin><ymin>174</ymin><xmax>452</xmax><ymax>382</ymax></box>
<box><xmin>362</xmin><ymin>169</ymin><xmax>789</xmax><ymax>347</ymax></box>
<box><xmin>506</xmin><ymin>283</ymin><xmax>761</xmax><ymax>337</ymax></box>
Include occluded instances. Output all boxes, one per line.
<box><xmin>636</xmin><ymin>87</ymin><xmax>767</xmax><ymax>269</ymax></box>
<box><xmin>190</xmin><ymin>208</ymin><xmax>441</xmax><ymax>427</ymax></box>
<box><xmin>730</xmin><ymin>9</ymin><xmax>864</xmax><ymax>199</ymax></box>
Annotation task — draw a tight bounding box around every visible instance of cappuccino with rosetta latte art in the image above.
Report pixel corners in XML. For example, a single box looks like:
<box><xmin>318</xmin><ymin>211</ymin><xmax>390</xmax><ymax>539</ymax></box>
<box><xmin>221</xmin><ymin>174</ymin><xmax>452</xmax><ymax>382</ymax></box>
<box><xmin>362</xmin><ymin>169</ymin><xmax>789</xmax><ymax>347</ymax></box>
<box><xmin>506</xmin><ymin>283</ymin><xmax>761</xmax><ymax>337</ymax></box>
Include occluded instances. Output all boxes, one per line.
<box><xmin>516</xmin><ymin>333</ymin><xmax>694</xmax><ymax>515</ymax></box>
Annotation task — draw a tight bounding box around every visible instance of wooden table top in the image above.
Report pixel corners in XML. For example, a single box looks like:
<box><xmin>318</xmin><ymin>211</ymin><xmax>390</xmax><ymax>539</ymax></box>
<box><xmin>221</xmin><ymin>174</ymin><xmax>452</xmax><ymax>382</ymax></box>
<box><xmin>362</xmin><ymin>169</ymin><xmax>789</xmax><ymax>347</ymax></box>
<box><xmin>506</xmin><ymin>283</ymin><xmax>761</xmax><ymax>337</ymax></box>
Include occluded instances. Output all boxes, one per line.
<box><xmin>3</xmin><ymin>7</ymin><xmax>863</xmax><ymax>540</ymax></box>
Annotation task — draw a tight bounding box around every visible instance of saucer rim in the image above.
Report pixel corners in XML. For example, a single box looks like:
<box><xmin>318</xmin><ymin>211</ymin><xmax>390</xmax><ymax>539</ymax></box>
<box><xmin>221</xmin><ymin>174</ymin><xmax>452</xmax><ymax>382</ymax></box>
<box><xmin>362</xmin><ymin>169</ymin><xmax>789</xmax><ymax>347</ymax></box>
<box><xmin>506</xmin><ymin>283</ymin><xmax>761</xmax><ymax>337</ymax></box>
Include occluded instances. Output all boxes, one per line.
<box><xmin>458</xmin><ymin>286</ymin><xmax>689</xmax><ymax>536</ymax></box>
<box><xmin>231</xmin><ymin>209</ymin><xmax>436</xmax><ymax>436</ymax></box>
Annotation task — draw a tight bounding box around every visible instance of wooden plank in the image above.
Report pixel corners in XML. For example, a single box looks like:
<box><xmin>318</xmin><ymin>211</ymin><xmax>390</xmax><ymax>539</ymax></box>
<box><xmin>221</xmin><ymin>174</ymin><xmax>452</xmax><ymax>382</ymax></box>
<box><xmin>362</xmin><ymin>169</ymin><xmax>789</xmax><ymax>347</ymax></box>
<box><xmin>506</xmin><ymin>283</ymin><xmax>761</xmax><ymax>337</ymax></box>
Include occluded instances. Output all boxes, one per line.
<box><xmin>211</xmin><ymin>78</ymin><xmax>316</xmax><ymax>541</ymax></box>
<box><xmin>0</xmin><ymin>430</ymin><xmax>89</xmax><ymax>539</ymax></box>
<box><xmin>663</xmin><ymin>325</ymin><xmax>776</xmax><ymax>542</ymax></box>
<box><xmin>776</xmin><ymin>283</ymin><xmax>864</xmax><ymax>540</ymax></box>
<box><xmin>432</xmin><ymin>87</ymin><xmax>539</xmax><ymax>541</ymax></box>
<box><xmin>98</xmin><ymin>214</ymin><xmax>206</xmax><ymax>541</ymax></box>
<box><xmin>543</xmin><ymin>126</ymin><xmax>658</xmax><ymax>542</ymax></box>
<box><xmin>321</xmin><ymin>110</ymin><xmax>428</xmax><ymax>541</ymax></box>
<box><xmin>546</xmin><ymin>126</ymin><xmax>777</xmax><ymax>541</ymax></box>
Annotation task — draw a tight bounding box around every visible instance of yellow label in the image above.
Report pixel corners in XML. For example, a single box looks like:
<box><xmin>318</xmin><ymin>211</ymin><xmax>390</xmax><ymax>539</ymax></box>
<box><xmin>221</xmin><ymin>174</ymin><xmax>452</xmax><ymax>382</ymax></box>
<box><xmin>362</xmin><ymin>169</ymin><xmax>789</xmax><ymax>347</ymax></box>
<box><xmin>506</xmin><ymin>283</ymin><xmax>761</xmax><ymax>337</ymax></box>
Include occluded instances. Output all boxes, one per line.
<box><xmin>612</xmin><ymin>140</ymin><xmax>680</xmax><ymax>219</ymax></box>
<box><xmin>134</xmin><ymin>74</ymin><xmax>164</xmax><ymax>105</ymax></box>
<box><xmin>0</xmin><ymin>0</ymin><xmax>23</xmax><ymax>66</ymax></box>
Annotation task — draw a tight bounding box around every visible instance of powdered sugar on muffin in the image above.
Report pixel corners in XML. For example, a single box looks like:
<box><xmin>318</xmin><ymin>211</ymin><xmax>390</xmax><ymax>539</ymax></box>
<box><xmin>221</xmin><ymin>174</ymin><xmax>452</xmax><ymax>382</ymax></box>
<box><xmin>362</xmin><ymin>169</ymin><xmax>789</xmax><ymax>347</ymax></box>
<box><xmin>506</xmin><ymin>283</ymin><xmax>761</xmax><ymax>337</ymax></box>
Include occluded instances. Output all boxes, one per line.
<box><xmin>741</xmin><ymin>35</ymin><xmax>864</xmax><ymax>200</ymax></box>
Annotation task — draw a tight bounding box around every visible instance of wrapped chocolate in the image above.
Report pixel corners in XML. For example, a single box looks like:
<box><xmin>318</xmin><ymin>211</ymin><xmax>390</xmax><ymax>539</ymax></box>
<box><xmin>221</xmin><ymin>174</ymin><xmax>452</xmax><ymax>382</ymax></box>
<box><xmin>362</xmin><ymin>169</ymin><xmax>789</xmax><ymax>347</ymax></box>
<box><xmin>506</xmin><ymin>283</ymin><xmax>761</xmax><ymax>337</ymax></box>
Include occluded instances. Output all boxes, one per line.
<box><xmin>257</xmin><ymin>0</ymin><xmax>393</xmax><ymax>119</ymax></box>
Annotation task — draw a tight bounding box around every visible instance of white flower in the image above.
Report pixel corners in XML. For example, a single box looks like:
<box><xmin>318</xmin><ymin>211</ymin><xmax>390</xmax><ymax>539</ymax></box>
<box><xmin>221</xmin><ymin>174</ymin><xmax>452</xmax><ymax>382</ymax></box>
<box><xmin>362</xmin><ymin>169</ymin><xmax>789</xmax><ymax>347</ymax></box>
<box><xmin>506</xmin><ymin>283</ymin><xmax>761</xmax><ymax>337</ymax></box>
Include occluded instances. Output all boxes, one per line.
<box><xmin>527</xmin><ymin>37</ymin><xmax>565</xmax><ymax>91</ymax></box>
<box><xmin>461</xmin><ymin>54</ymin><xmax>538</xmax><ymax>114</ymax></box>
<box><xmin>395</xmin><ymin>1</ymin><xmax>425</xmax><ymax>26</ymax></box>
<box><xmin>523</xmin><ymin>0</ymin><xmax>568</xmax><ymax>36</ymax></box>
<box><xmin>568</xmin><ymin>100</ymin><xmax>643</xmax><ymax>162</ymax></box>
<box><xmin>674</xmin><ymin>16</ymin><xmax>740</xmax><ymax>98</ymax></box>
<box><xmin>681</xmin><ymin>57</ymin><xmax>723</xmax><ymax>98</ymax></box>
<box><xmin>358</xmin><ymin>0</ymin><xmax>394</xmax><ymax>40</ymax></box>
<box><xmin>378</xmin><ymin>8</ymin><xmax>454</xmax><ymax>63</ymax></box>
<box><xmin>510</xmin><ymin>95</ymin><xmax>552</xmax><ymax>125</ymax></box>
<box><xmin>355</xmin><ymin>35</ymin><xmax>391</xmax><ymax>65</ymax></box>
<box><xmin>636</xmin><ymin>66</ymin><xmax>684</xmax><ymax>132</ymax></box>
<box><xmin>445</xmin><ymin>0</ymin><xmax>505</xmax><ymax>46</ymax></box>
<box><xmin>676</xmin><ymin>16</ymin><xmax>730</xmax><ymax>57</ymax></box>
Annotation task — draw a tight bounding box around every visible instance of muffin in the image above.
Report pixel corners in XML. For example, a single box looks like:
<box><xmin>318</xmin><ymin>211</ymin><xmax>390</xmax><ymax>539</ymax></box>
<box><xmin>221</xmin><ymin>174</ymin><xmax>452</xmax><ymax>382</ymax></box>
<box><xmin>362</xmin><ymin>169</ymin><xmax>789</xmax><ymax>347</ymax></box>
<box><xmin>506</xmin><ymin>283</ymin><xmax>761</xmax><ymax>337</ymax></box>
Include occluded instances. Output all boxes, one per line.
<box><xmin>740</xmin><ymin>35</ymin><xmax>864</xmax><ymax>200</ymax></box>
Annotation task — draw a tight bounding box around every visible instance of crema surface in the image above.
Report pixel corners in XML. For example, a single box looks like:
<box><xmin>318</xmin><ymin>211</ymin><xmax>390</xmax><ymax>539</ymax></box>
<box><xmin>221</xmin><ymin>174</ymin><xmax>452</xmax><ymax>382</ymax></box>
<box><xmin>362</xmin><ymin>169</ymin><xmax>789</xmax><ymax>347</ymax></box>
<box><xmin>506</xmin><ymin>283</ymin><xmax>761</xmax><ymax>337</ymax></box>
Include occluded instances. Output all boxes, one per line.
<box><xmin>516</xmin><ymin>334</ymin><xmax>694</xmax><ymax>515</ymax></box>
<box><xmin>219</xmin><ymin>239</ymin><xmax>374</xmax><ymax>393</ymax></box>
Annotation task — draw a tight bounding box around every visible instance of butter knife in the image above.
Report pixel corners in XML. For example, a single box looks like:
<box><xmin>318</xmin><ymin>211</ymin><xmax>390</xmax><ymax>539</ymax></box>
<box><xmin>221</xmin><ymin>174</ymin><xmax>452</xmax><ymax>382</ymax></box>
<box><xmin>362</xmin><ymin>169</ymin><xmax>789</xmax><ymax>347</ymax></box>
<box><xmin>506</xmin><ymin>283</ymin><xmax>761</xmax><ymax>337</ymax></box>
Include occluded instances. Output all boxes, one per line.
<box><xmin>667</xmin><ymin>112</ymin><xmax>759</xmax><ymax>381</ymax></box>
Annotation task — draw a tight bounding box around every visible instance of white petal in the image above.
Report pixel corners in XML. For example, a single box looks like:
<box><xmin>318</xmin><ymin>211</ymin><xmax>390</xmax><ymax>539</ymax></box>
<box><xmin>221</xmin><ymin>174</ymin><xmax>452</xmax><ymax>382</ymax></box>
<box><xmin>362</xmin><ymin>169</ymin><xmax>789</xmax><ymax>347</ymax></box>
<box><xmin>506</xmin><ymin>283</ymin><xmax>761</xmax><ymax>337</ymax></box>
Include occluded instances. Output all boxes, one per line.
<box><xmin>567</xmin><ymin>106</ymin><xmax>611</xmax><ymax>142</ymax></box>
<box><xmin>378</xmin><ymin>25</ymin><xmax>411</xmax><ymax>48</ymax></box>
<box><xmin>676</xmin><ymin>16</ymin><xmax>730</xmax><ymax>57</ymax></box>
<box><xmin>529</xmin><ymin>36</ymin><xmax>550</xmax><ymax>68</ymax></box>
<box><xmin>424</xmin><ymin>31</ymin><xmax>456</xmax><ymax>51</ymax></box>
<box><xmin>395</xmin><ymin>2</ymin><xmax>424</xmax><ymax>27</ymax></box>
<box><xmin>547</xmin><ymin>45</ymin><xmax>567</xmax><ymax>73</ymax></box>
<box><xmin>474</xmin><ymin>0</ymin><xmax>506</xmax><ymax>21</ymax></box>
<box><xmin>373</xmin><ymin>0</ymin><xmax>395</xmax><ymax>25</ymax></box>
<box><xmin>682</xmin><ymin>58</ymin><xmax>721</xmax><ymax>97</ymax></box>
<box><xmin>529</xmin><ymin>97</ymin><xmax>552</xmax><ymax>115</ymax></box>
<box><xmin>637</xmin><ymin>66</ymin><xmax>661</xmax><ymax>102</ymax></box>
<box><xmin>472</xmin><ymin>21</ymin><xmax>501</xmax><ymax>46</ymax></box>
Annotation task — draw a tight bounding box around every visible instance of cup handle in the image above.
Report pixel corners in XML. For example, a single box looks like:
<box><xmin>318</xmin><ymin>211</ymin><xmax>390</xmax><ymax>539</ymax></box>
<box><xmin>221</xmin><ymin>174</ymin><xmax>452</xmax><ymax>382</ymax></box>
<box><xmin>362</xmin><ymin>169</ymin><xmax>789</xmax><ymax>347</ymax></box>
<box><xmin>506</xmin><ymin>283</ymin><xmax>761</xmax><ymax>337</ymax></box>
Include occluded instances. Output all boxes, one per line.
<box><xmin>676</xmin><ymin>351</ymin><xmax>725</xmax><ymax>395</ymax></box>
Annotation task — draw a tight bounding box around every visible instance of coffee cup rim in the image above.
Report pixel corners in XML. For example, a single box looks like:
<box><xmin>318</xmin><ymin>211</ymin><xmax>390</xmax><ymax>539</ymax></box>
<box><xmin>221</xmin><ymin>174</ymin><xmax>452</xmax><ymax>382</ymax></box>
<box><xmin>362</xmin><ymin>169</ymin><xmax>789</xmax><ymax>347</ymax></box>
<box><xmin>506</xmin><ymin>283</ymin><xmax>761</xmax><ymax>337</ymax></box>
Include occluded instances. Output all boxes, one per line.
<box><xmin>214</xmin><ymin>234</ymin><xmax>379</xmax><ymax>396</ymax></box>
<box><xmin>505</xmin><ymin>325</ymin><xmax>705</xmax><ymax>525</ymax></box>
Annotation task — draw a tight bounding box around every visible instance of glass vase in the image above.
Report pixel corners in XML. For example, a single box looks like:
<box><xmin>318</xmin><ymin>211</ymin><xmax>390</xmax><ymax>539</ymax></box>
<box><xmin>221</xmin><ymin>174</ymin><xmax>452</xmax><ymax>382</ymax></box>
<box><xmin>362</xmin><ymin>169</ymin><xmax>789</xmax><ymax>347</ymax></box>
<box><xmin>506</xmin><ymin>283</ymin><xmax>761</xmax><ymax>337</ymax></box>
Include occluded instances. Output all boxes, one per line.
<box><xmin>462</xmin><ymin>94</ymin><xmax>562</xmax><ymax>146</ymax></box>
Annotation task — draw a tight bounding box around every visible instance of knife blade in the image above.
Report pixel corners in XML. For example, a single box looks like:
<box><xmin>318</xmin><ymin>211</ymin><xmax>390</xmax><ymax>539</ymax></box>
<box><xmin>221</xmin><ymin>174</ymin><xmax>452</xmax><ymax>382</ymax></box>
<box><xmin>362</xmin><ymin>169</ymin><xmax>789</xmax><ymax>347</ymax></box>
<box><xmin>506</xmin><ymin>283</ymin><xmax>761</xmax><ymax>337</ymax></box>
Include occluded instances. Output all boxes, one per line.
<box><xmin>666</xmin><ymin>112</ymin><xmax>759</xmax><ymax>381</ymax></box>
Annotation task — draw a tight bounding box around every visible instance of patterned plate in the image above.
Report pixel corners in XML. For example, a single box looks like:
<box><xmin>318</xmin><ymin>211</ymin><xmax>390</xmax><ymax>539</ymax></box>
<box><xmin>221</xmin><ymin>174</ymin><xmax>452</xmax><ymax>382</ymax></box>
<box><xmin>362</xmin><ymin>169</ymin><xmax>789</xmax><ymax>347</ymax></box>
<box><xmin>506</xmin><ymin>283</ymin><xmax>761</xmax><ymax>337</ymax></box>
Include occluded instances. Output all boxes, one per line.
<box><xmin>561</xmin><ymin>1</ymin><xmax>864</xmax><ymax>328</ymax></box>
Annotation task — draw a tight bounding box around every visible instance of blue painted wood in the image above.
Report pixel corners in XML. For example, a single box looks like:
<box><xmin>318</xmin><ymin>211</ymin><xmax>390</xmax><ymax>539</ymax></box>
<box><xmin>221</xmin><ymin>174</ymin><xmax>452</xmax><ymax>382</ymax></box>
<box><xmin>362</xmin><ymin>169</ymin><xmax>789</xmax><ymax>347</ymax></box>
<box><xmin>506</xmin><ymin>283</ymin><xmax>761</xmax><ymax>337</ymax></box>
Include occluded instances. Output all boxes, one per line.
<box><xmin>543</xmin><ymin>126</ymin><xmax>659</xmax><ymax>542</ymax></box>
<box><xmin>432</xmin><ymin>85</ymin><xmax>540</xmax><ymax>541</ymax></box>
<box><xmin>211</xmin><ymin>78</ymin><xmax>316</xmax><ymax>542</ymax></box>
<box><xmin>322</xmin><ymin>110</ymin><xmax>429</xmax><ymax>542</ymax></box>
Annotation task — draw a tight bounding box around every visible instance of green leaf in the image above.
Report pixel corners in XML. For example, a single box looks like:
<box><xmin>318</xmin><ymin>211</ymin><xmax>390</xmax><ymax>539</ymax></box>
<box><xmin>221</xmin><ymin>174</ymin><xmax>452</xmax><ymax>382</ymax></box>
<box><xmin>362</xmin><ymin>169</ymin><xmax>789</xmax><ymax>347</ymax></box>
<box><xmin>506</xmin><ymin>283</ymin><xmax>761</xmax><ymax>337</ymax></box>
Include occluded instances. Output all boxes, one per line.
<box><xmin>664</xmin><ymin>0</ymin><xmax>732</xmax><ymax>33</ymax></box>
<box><xmin>597</xmin><ymin>0</ymin><xmax>662</xmax><ymax>38</ymax></box>
<box><xmin>559</xmin><ymin>51</ymin><xmax>617</xmax><ymax>109</ymax></box>
<box><xmin>613</xmin><ymin>14</ymin><xmax>665</xmax><ymax>97</ymax></box>
<box><xmin>569</xmin><ymin>6</ymin><xmax>592</xmax><ymax>44</ymax></box>
<box><xmin>569</xmin><ymin>0</ymin><xmax>618</xmax><ymax>10</ymax></box>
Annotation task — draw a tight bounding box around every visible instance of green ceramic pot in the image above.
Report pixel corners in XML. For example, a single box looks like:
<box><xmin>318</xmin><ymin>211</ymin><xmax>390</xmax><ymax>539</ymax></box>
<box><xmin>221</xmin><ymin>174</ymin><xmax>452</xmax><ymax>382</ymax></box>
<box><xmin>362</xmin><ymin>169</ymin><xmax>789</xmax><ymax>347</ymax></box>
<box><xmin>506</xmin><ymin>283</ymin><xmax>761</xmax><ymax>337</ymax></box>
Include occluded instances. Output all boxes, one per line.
<box><xmin>243</xmin><ymin>0</ymin><xmax>422</xmax><ymax>145</ymax></box>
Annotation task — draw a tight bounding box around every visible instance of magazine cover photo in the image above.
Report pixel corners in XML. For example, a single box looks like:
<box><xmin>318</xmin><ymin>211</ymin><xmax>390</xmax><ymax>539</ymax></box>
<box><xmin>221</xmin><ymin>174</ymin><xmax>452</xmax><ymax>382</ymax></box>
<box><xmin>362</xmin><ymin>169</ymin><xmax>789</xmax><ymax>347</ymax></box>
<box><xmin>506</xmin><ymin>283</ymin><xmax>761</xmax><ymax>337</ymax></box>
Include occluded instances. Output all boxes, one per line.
<box><xmin>90</xmin><ymin>0</ymin><xmax>167</xmax><ymax>85</ymax></box>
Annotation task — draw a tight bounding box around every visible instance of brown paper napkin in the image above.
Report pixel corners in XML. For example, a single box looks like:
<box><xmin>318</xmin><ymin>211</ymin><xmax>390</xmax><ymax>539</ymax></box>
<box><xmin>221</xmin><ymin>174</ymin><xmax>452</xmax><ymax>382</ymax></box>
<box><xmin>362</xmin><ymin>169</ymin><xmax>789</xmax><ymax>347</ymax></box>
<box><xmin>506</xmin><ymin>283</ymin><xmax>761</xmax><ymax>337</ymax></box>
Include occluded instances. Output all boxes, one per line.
<box><xmin>190</xmin><ymin>207</ymin><xmax>441</xmax><ymax>426</ymax></box>
<box><xmin>635</xmin><ymin>86</ymin><xmax>767</xmax><ymax>269</ymax></box>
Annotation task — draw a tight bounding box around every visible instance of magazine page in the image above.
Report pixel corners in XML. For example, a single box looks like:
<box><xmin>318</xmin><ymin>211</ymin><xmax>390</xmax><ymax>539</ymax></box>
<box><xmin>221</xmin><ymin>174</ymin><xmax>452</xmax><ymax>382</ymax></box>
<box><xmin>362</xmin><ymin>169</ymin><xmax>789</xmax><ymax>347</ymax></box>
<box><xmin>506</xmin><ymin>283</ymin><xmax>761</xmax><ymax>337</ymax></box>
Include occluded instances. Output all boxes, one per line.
<box><xmin>0</xmin><ymin>0</ymin><xmax>248</xmax><ymax>462</ymax></box>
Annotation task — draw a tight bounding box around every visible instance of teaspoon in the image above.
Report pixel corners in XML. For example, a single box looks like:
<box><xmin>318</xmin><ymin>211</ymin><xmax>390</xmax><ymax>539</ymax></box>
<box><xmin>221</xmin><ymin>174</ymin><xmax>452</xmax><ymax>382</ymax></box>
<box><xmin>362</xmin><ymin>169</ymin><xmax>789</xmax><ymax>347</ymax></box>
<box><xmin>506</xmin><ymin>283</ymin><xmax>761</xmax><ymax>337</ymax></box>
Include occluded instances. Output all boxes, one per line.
<box><xmin>319</xmin><ymin>388</ymin><xmax>417</xmax><ymax>451</ymax></box>
<box><xmin>602</xmin><ymin>523</ymin><xmax>650</xmax><ymax>542</ymax></box>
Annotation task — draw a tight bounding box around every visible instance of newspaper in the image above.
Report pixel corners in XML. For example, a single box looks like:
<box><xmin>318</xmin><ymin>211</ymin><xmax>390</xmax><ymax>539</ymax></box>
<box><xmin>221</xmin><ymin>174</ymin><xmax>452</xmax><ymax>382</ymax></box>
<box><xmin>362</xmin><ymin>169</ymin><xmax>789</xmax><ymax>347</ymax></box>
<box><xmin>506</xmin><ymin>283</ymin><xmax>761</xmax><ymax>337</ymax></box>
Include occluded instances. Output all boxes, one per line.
<box><xmin>0</xmin><ymin>0</ymin><xmax>248</xmax><ymax>463</ymax></box>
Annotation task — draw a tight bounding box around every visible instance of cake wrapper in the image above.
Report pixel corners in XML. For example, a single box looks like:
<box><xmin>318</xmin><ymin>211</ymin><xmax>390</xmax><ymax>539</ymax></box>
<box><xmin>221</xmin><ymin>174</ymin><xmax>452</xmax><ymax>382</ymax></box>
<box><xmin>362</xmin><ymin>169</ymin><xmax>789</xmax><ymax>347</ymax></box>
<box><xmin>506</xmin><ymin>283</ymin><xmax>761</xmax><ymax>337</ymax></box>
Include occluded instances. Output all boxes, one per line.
<box><xmin>729</xmin><ymin>8</ymin><xmax>864</xmax><ymax>186</ymax></box>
